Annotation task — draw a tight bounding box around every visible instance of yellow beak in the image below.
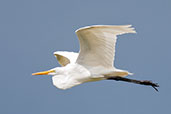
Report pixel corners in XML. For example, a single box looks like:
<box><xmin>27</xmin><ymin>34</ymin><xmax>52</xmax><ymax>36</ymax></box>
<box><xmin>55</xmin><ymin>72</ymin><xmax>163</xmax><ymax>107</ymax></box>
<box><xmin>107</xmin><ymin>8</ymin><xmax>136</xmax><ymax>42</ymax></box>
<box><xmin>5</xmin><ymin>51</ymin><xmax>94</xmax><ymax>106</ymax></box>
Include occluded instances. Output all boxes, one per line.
<box><xmin>32</xmin><ymin>70</ymin><xmax>54</xmax><ymax>75</ymax></box>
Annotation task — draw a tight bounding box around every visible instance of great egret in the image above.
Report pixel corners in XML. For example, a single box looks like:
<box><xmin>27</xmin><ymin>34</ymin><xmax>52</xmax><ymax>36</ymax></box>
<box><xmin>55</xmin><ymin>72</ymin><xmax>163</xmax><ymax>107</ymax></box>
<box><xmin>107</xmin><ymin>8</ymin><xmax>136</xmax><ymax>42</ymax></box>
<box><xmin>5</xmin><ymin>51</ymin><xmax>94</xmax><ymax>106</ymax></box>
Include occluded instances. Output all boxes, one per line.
<box><xmin>32</xmin><ymin>25</ymin><xmax>159</xmax><ymax>91</ymax></box>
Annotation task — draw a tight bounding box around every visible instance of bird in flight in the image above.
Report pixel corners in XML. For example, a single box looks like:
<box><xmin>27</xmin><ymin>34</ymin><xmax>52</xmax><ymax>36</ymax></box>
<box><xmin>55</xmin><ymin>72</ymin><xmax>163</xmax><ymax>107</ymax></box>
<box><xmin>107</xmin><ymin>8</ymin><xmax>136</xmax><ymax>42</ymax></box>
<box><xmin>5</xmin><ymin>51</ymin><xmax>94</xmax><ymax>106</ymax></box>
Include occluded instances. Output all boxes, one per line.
<box><xmin>32</xmin><ymin>25</ymin><xmax>159</xmax><ymax>91</ymax></box>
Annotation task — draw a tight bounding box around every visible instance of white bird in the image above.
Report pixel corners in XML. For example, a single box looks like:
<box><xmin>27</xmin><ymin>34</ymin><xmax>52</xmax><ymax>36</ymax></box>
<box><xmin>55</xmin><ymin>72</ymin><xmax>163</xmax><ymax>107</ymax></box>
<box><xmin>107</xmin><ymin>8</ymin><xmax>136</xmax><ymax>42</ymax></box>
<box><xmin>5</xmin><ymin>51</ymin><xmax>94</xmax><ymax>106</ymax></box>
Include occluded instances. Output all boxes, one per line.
<box><xmin>32</xmin><ymin>25</ymin><xmax>159</xmax><ymax>91</ymax></box>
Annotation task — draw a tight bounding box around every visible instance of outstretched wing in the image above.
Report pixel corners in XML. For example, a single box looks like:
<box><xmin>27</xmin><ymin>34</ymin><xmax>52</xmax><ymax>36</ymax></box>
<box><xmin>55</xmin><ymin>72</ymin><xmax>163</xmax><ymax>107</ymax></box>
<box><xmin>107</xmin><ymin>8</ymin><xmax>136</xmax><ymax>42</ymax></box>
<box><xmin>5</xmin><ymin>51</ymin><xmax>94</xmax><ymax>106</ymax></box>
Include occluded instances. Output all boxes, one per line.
<box><xmin>75</xmin><ymin>25</ymin><xmax>136</xmax><ymax>68</ymax></box>
<box><xmin>54</xmin><ymin>51</ymin><xmax>78</xmax><ymax>66</ymax></box>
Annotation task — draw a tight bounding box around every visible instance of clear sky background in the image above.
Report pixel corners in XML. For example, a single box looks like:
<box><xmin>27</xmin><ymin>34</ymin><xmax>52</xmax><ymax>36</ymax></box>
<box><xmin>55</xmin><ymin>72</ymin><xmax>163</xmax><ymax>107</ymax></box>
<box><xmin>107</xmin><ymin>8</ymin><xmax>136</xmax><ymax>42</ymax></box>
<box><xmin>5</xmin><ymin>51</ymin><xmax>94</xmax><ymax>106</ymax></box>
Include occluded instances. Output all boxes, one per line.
<box><xmin>0</xmin><ymin>0</ymin><xmax>170</xmax><ymax>114</ymax></box>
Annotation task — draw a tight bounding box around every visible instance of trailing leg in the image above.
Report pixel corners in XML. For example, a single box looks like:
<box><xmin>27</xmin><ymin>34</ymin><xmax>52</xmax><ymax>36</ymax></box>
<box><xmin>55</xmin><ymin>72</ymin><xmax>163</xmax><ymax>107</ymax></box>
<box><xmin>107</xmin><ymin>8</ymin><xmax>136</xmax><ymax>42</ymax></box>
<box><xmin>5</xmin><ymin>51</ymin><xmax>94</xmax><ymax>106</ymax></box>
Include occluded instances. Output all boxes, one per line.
<box><xmin>107</xmin><ymin>76</ymin><xmax>159</xmax><ymax>91</ymax></box>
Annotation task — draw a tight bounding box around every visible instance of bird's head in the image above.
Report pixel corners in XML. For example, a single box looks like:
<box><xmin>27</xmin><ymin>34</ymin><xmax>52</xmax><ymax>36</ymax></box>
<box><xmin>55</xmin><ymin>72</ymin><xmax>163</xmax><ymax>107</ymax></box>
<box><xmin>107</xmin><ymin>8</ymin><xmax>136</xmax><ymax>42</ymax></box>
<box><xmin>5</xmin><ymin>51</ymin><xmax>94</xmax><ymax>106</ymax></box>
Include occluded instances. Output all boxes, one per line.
<box><xmin>32</xmin><ymin>68</ymin><xmax>60</xmax><ymax>76</ymax></box>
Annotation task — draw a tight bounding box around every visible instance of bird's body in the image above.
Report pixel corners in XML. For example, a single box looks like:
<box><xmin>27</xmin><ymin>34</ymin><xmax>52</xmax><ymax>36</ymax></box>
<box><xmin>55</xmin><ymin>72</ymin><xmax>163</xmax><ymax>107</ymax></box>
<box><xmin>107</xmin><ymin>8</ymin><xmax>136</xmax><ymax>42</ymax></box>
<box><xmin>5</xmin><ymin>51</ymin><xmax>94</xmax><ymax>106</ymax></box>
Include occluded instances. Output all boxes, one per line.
<box><xmin>51</xmin><ymin>62</ymin><xmax>131</xmax><ymax>90</ymax></box>
<box><xmin>32</xmin><ymin>25</ymin><xmax>159</xmax><ymax>91</ymax></box>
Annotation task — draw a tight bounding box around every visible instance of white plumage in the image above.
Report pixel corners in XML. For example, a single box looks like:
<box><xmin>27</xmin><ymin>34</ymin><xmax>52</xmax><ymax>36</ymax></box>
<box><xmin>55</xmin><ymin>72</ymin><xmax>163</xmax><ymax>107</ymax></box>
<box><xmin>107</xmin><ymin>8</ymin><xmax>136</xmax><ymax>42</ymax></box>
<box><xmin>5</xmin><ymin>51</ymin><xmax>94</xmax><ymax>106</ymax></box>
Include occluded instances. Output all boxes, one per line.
<box><xmin>32</xmin><ymin>25</ymin><xmax>136</xmax><ymax>90</ymax></box>
<box><xmin>54</xmin><ymin>51</ymin><xmax>78</xmax><ymax>66</ymax></box>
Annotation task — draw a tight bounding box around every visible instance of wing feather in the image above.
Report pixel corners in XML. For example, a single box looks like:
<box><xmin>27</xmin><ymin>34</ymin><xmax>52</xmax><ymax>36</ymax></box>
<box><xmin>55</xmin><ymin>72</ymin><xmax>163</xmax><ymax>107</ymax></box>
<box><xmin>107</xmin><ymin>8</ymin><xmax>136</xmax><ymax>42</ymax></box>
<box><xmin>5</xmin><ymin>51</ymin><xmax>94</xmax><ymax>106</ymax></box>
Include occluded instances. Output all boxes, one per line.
<box><xmin>54</xmin><ymin>51</ymin><xmax>78</xmax><ymax>66</ymax></box>
<box><xmin>75</xmin><ymin>25</ymin><xmax>136</xmax><ymax>68</ymax></box>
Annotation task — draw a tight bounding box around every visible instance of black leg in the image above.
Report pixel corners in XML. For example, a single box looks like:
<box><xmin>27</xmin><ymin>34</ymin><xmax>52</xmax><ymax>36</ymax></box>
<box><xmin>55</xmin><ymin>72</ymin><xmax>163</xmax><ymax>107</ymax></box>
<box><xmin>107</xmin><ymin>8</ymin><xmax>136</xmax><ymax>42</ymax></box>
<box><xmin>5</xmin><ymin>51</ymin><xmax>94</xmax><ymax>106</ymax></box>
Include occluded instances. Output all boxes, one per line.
<box><xmin>107</xmin><ymin>76</ymin><xmax>159</xmax><ymax>91</ymax></box>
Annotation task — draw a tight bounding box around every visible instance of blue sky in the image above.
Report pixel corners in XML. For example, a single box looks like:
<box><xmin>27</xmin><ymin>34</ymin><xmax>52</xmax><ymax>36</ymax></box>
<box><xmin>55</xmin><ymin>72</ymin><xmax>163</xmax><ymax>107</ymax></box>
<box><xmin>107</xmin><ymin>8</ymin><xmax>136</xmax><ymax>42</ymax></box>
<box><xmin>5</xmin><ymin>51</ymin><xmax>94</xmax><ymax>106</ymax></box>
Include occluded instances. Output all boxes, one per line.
<box><xmin>0</xmin><ymin>0</ymin><xmax>171</xmax><ymax>114</ymax></box>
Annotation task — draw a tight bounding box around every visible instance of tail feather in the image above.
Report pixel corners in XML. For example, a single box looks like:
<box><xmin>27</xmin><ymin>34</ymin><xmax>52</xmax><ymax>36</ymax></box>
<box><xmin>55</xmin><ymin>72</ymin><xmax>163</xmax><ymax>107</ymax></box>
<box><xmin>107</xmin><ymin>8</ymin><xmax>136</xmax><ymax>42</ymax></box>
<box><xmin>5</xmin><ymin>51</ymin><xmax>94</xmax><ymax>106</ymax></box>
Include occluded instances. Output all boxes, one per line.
<box><xmin>105</xmin><ymin>69</ymin><xmax>133</xmax><ymax>77</ymax></box>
